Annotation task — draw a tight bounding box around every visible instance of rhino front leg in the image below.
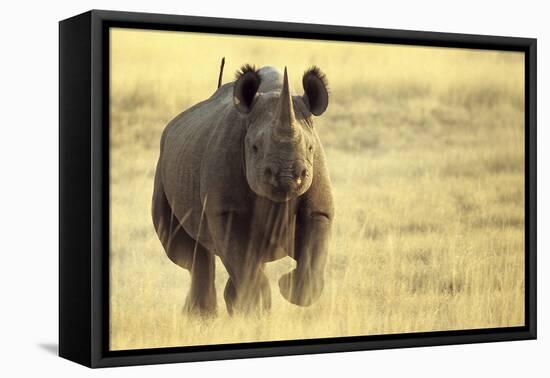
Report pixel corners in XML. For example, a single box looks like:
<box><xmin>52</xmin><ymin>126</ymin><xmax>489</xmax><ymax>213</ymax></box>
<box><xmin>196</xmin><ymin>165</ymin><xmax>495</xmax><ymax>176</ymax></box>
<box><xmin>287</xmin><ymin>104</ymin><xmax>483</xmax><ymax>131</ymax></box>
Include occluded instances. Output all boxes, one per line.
<box><xmin>224</xmin><ymin>266</ymin><xmax>271</xmax><ymax>315</ymax></box>
<box><xmin>224</xmin><ymin>268</ymin><xmax>271</xmax><ymax>315</ymax></box>
<box><xmin>279</xmin><ymin>214</ymin><xmax>331</xmax><ymax>306</ymax></box>
<box><xmin>208</xmin><ymin>211</ymin><xmax>271</xmax><ymax>315</ymax></box>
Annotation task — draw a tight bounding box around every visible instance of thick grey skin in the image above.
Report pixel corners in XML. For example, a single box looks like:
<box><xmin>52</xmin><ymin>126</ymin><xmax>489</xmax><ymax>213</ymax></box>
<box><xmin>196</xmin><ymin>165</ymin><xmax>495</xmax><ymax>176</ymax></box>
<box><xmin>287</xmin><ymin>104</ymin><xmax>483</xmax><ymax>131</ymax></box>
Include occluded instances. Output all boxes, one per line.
<box><xmin>152</xmin><ymin>66</ymin><xmax>334</xmax><ymax>315</ymax></box>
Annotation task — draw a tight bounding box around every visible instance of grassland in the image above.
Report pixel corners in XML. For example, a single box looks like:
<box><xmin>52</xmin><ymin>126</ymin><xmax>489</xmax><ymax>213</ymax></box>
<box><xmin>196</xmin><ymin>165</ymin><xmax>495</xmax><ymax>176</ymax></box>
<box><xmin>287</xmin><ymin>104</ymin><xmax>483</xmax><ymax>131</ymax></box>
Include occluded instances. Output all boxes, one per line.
<box><xmin>109</xmin><ymin>28</ymin><xmax>525</xmax><ymax>350</ymax></box>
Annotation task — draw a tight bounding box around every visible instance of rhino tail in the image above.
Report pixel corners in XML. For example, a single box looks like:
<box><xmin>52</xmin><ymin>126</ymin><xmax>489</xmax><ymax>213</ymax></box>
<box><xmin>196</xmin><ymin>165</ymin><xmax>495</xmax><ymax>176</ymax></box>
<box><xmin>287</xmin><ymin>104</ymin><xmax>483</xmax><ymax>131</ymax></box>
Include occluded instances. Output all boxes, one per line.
<box><xmin>217</xmin><ymin>57</ymin><xmax>225</xmax><ymax>89</ymax></box>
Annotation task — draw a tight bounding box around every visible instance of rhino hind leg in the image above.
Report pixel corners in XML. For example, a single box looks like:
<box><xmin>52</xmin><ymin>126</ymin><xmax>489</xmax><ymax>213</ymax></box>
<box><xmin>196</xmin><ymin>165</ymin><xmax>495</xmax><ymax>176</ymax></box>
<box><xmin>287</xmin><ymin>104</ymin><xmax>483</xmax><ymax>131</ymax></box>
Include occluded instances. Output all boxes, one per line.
<box><xmin>152</xmin><ymin>181</ymin><xmax>217</xmax><ymax>315</ymax></box>
<box><xmin>152</xmin><ymin>178</ymin><xmax>192</xmax><ymax>270</ymax></box>
<box><xmin>184</xmin><ymin>244</ymin><xmax>217</xmax><ymax>316</ymax></box>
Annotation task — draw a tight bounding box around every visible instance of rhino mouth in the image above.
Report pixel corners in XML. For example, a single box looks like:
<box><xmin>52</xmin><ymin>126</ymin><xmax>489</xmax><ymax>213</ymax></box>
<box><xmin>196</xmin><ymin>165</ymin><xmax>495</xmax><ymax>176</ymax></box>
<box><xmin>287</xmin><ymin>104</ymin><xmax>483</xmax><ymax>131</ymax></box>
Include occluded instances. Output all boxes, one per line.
<box><xmin>266</xmin><ymin>191</ymin><xmax>297</xmax><ymax>203</ymax></box>
<box><xmin>264</xmin><ymin>177</ymin><xmax>306</xmax><ymax>202</ymax></box>
<box><xmin>269</xmin><ymin>189</ymin><xmax>296</xmax><ymax>202</ymax></box>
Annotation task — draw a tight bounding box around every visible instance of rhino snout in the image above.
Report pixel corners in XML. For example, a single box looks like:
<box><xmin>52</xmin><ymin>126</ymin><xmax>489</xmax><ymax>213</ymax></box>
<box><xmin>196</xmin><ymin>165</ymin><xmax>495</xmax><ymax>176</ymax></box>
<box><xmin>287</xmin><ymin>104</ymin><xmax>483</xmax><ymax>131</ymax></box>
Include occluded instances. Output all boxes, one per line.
<box><xmin>263</xmin><ymin>162</ymin><xmax>308</xmax><ymax>191</ymax></box>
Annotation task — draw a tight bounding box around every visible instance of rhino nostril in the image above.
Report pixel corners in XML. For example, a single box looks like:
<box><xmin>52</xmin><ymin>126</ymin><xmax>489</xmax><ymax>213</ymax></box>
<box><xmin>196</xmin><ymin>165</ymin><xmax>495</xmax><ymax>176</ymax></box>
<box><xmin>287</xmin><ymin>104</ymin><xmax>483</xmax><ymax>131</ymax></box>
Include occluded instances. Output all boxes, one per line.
<box><xmin>300</xmin><ymin>169</ymin><xmax>307</xmax><ymax>178</ymax></box>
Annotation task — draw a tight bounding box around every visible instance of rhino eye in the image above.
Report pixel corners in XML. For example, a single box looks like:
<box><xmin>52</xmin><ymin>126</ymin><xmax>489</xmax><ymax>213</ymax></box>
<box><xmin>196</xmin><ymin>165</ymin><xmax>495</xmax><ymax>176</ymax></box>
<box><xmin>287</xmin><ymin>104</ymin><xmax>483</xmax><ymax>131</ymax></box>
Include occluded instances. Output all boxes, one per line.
<box><xmin>252</xmin><ymin>145</ymin><xmax>259</xmax><ymax>154</ymax></box>
<box><xmin>308</xmin><ymin>145</ymin><xmax>313</xmax><ymax>152</ymax></box>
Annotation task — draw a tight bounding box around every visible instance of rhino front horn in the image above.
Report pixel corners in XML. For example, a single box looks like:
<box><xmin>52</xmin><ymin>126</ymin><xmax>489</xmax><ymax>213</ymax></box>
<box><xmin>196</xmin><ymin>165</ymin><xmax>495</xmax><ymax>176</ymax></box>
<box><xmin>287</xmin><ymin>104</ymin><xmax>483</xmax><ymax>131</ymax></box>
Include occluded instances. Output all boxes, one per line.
<box><xmin>275</xmin><ymin>67</ymin><xmax>298</xmax><ymax>139</ymax></box>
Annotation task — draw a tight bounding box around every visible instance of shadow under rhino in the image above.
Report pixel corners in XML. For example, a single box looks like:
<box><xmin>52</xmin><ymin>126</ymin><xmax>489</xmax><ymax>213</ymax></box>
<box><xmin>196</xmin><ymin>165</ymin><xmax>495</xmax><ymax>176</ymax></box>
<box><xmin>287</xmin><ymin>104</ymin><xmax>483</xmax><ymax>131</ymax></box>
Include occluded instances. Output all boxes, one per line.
<box><xmin>152</xmin><ymin>63</ymin><xmax>334</xmax><ymax>315</ymax></box>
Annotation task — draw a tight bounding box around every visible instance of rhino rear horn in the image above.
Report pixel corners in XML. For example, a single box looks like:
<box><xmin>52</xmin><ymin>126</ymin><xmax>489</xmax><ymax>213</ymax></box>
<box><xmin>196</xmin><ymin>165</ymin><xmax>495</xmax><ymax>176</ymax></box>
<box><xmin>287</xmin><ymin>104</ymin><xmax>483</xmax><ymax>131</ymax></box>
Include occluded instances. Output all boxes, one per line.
<box><xmin>302</xmin><ymin>66</ymin><xmax>329</xmax><ymax>116</ymax></box>
<box><xmin>233</xmin><ymin>64</ymin><xmax>261</xmax><ymax>113</ymax></box>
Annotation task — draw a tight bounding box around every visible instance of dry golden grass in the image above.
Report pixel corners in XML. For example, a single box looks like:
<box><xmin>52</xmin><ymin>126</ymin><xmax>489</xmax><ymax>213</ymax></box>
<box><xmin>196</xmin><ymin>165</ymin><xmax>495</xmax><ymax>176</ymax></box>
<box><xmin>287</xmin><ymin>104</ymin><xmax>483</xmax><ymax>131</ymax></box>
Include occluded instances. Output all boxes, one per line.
<box><xmin>109</xmin><ymin>28</ymin><xmax>525</xmax><ymax>350</ymax></box>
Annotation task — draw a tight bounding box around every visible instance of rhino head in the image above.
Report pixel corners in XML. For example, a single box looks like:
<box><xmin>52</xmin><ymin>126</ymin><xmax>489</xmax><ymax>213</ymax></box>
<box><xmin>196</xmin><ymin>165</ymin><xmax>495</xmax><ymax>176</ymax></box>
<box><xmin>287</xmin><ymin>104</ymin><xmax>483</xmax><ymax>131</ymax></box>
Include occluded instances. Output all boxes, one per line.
<box><xmin>233</xmin><ymin>65</ymin><xmax>329</xmax><ymax>202</ymax></box>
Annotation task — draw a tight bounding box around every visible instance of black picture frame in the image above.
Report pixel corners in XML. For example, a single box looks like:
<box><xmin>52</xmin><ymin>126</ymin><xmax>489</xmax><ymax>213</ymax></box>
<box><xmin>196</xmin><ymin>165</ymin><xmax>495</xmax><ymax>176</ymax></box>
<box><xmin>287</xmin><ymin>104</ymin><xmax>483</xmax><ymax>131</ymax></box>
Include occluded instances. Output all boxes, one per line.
<box><xmin>59</xmin><ymin>9</ymin><xmax>537</xmax><ymax>368</ymax></box>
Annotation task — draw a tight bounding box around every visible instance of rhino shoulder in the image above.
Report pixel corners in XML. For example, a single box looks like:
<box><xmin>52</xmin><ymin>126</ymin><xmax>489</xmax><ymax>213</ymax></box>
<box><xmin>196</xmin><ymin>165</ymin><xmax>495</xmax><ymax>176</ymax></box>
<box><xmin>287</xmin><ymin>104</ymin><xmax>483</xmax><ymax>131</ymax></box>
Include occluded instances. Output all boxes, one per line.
<box><xmin>199</xmin><ymin>111</ymin><xmax>251</xmax><ymax>214</ymax></box>
<box><xmin>299</xmin><ymin>133</ymin><xmax>335</xmax><ymax>221</ymax></box>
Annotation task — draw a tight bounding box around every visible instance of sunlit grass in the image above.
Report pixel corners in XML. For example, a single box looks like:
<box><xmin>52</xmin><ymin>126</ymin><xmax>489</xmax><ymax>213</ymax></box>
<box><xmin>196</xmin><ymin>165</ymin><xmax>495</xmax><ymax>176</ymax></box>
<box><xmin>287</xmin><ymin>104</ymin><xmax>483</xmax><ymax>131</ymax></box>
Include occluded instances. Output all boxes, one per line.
<box><xmin>109</xmin><ymin>28</ymin><xmax>525</xmax><ymax>350</ymax></box>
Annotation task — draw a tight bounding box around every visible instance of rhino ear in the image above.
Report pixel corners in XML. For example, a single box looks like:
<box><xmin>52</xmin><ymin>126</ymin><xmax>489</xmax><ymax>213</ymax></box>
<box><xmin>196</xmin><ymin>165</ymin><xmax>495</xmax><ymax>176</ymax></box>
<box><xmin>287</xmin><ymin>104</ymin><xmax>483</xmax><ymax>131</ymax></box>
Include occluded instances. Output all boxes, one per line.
<box><xmin>233</xmin><ymin>64</ymin><xmax>261</xmax><ymax>113</ymax></box>
<box><xmin>302</xmin><ymin>66</ymin><xmax>329</xmax><ymax>116</ymax></box>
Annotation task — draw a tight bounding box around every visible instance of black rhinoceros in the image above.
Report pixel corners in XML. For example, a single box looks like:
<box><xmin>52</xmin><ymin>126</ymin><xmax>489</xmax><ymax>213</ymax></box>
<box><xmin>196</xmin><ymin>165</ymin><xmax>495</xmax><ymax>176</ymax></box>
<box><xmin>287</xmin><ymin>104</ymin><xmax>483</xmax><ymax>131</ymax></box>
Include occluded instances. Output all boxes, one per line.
<box><xmin>152</xmin><ymin>64</ymin><xmax>334</xmax><ymax>315</ymax></box>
